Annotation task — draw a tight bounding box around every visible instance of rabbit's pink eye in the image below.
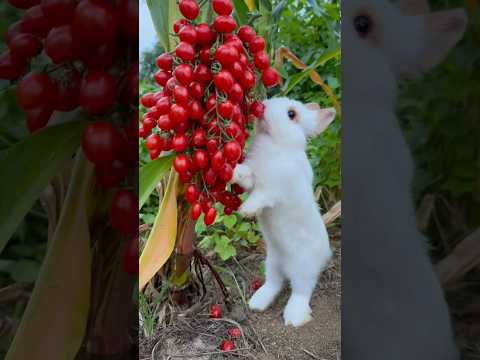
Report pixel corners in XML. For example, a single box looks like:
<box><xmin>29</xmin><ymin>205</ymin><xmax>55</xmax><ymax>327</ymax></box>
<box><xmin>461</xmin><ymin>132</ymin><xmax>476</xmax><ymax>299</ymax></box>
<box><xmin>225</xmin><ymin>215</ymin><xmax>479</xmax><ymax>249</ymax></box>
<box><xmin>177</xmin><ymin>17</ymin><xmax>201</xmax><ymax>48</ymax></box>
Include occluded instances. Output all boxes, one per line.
<box><xmin>354</xmin><ymin>15</ymin><xmax>372</xmax><ymax>38</ymax></box>
<box><xmin>288</xmin><ymin>110</ymin><xmax>296</xmax><ymax>120</ymax></box>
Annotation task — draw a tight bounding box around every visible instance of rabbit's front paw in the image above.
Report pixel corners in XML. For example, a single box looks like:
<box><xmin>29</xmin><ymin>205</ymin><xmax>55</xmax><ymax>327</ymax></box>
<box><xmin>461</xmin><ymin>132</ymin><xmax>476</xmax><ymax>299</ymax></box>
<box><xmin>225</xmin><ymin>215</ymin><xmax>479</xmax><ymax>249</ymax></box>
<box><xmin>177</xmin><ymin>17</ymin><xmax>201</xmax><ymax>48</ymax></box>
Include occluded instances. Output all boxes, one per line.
<box><xmin>232</xmin><ymin>164</ymin><xmax>254</xmax><ymax>189</ymax></box>
<box><xmin>249</xmin><ymin>285</ymin><xmax>277</xmax><ymax>311</ymax></box>
<box><xmin>283</xmin><ymin>297</ymin><xmax>312</xmax><ymax>327</ymax></box>
<box><xmin>239</xmin><ymin>201</ymin><xmax>261</xmax><ymax>218</ymax></box>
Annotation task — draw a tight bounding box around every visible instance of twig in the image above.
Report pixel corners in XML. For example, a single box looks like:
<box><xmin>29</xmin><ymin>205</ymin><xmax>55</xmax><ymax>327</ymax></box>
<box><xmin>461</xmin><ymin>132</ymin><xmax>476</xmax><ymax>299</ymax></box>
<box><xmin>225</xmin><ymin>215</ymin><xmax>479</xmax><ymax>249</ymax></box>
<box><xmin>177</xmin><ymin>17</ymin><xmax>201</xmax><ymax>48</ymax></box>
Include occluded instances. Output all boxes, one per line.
<box><xmin>302</xmin><ymin>348</ymin><xmax>324</xmax><ymax>360</ymax></box>
<box><xmin>248</xmin><ymin>320</ymin><xmax>268</xmax><ymax>354</ymax></box>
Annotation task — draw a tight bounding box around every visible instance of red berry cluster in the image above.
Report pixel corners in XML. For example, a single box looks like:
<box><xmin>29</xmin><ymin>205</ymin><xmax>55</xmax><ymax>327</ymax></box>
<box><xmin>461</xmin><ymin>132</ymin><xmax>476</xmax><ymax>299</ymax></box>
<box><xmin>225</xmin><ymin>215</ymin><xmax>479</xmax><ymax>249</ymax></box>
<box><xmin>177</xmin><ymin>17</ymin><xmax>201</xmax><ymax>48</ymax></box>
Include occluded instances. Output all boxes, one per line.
<box><xmin>0</xmin><ymin>0</ymin><xmax>138</xmax><ymax>133</ymax></box>
<box><xmin>140</xmin><ymin>0</ymin><xmax>279</xmax><ymax>226</ymax></box>
<box><xmin>1</xmin><ymin>0</ymin><xmax>139</xmax><ymax>239</ymax></box>
<box><xmin>209</xmin><ymin>304</ymin><xmax>242</xmax><ymax>351</ymax></box>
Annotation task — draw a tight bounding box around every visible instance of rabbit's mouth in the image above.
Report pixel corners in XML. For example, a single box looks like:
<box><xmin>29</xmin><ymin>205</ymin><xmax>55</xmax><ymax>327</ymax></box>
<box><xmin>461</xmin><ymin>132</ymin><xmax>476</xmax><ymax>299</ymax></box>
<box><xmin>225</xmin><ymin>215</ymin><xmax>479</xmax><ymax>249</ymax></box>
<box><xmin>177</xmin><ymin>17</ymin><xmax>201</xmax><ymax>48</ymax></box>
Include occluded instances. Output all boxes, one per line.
<box><xmin>256</xmin><ymin>118</ymin><xmax>270</xmax><ymax>136</ymax></box>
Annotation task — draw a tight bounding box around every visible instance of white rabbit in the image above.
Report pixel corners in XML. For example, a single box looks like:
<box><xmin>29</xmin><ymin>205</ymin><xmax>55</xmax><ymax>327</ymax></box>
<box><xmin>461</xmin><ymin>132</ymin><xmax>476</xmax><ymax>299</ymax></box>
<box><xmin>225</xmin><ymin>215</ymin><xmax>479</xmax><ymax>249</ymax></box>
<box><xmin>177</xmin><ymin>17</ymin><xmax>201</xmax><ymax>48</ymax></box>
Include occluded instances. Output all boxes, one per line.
<box><xmin>343</xmin><ymin>0</ymin><xmax>466</xmax><ymax>359</ymax></box>
<box><xmin>232</xmin><ymin>97</ymin><xmax>336</xmax><ymax>327</ymax></box>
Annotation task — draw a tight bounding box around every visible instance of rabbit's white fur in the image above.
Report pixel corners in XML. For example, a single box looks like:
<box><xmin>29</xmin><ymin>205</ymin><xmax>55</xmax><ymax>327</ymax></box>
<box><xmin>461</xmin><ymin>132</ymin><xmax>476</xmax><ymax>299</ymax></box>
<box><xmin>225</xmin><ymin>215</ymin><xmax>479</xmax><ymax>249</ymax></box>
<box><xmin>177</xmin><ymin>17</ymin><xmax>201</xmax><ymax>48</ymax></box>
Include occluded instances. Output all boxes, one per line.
<box><xmin>232</xmin><ymin>97</ymin><xmax>336</xmax><ymax>327</ymax></box>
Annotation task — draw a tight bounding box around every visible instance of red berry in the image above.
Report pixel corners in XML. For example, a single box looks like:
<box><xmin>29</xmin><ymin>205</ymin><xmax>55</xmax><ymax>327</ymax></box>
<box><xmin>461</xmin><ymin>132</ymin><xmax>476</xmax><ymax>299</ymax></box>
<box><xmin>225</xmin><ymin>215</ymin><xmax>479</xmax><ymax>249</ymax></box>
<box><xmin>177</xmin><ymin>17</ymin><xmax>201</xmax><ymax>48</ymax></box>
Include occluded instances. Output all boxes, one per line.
<box><xmin>250</xmin><ymin>101</ymin><xmax>265</xmax><ymax>118</ymax></box>
<box><xmin>192</xmin><ymin>128</ymin><xmax>207</xmax><ymax>147</ymax></box>
<box><xmin>249</xmin><ymin>36</ymin><xmax>265</xmax><ymax>53</ymax></box>
<box><xmin>79</xmin><ymin>70</ymin><xmax>116</xmax><ymax>114</ymax></box>
<box><xmin>190</xmin><ymin>202</ymin><xmax>202</xmax><ymax>220</ymax></box>
<box><xmin>172</xmin><ymin>133</ymin><xmax>189</xmax><ymax>152</ymax></box>
<box><xmin>214</xmin><ymin>15</ymin><xmax>236</xmax><ymax>33</ymax></box>
<box><xmin>262</xmin><ymin>68</ymin><xmax>279</xmax><ymax>87</ymax></box>
<box><xmin>232</xmin><ymin>183</ymin><xmax>244</xmax><ymax>194</ymax></box>
<box><xmin>215</xmin><ymin>44</ymin><xmax>239</xmax><ymax>67</ymax></box>
<box><xmin>138</xmin><ymin>124</ymin><xmax>148</xmax><ymax>138</ymax></box>
<box><xmin>238</xmin><ymin>25</ymin><xmax>256</xmax><ymax>43</ymax></box>
<box><xmin>206</xmin><ymin>139</ymin><xmax>218</xmax><ymax>154</ymax></box>
<box><xmin>196</xmin><ymin>23</ymin><xmax>215</xmax><ymax>46</ymax></box>
<box><xmin>219</xmin><ymin>163</ymin><xmax>233</xmax><ymax>182</ymax></box>
<box><xmin>141</xmin><ymin>93</ymin><xmax>156</xmax><ymax>108</ymax></box>
<box><xmin>179</xmin><ymin>171</ymin><xmax>193</xmax><ymax>183</ymax></box>
<box><xmin>8</xmin><ymin>33</ymin><xmax>42</xmax><ymax>60</ymax></box>
<box><xmin>251</xmin><ymin>278</ymin><xmax>263</xmax><ymax>290</ymax></box>
<box><xmin>173</xmin><ymin>85</ymin><xmax>190</xmax><ymax>105</ymax></box>
<box><xmin>173</xmin><ymin>19</ymin><xmax>189</xmax><ymax>33</ymax></box>
<box><xmin>156</xmin><ymin>96</ymin><xmax>171</xmax><ymax>114</ymax></box>
<box><xmin>45</xmin><ymin>25</ymin><xmax>77</xmax><ymax>64</ymax></box>
<box><xmin>17</xmin><ymin>72</ymin><xmax>56</xmax><ymax>110</ymax></box>
<box><xmin>170</xmin><ymin>104</ymin><xmax>189</xmax><ymax>125</ymax></box>
<box><xmin>204</xmin><ymin>207</ymin><xmax>217</xmax><ymax>225</ymax></box>
<box><xmin>72</xmin><ymin>0</ymin><xmax>117</xmax><ymax>47</ymax></box>
<box><xmin>157</xmin><ymin>114</ymin><xmax>174</xmax><ymax>131</ymax></box>
<box><xmin>110</xmin><ymin>190</ymin><xmax>138</xmax><ymax>235</ymax></box>
<box><xmin>41</xmin><ymin>0</ymin><xmax>77</xmax><ymax>26</ymax></box>
<box><xmin>227</xmin><ymin>327</ymin><xmax>242</xmax><ymax>339</ymax></box>
<box><xmin>212</xmin><ymin>0</ymin><xmax>233</xmax><ymax>15</ymax></box>
<box><xmin>82</xmin><ymin>122</ymin><xmax>122</xmax><ymax>165</ymax></box>
<box><xmin>211</xmin><ymin>150</ymin><xmax>225</xmax><ymax>172</ymax></box>
<box><xmin>122</xmin><ymin>236</ymin><xmax>139</xmax><ymax>275</ymax></box>
<box><xmin>22</xmin><ymin>5</ymin><xmax>52</xmax><ymax>38</ymax></box>
<box><xmin>146</xmin><ymin>134</ymin><xmax>162</xmax><ymax>151</ymax></box>
<box><xmin>185</xmin><ymin>184</ymin><xmax>199</xmax><ymax>203</ymax></box>
<box><xmin>0</xmin><ymin>51</ymin><xmax>26</xmax><ymax>80</ymax></box>
<box><xmin>25</xmin><ymin>106</ymin><xmax>53</xmax><ymax>133</ymax></box>
<box><xmin>224</xmin><ymin>141</ymin><xmax>242</xmax><ymax>162</ymax></box>
<box><xmin>193</xmin><ymin>149</ymin><xmax>209</xmax><ymax>169</ymax></box>
<box><xmin>203</xmin><ymin>167</ymin><xmax>217</xmax><ymax>186</ymax></box>
<box><xmin>214</xmin><ymin>70</ymin><xmax>234</xmax><ymax>93</ymax></box>
<box><xmin>205</xmin><ymin>94</ymin><xmax>217</xmax><ymax>111</ymax></box>
<box><xmin>238</xmin><ymin>53</ymin><xmax>248</xmax><ymax>68</ymax></box>
<box><xmin>179</xmin><ymin>0</ymin><xmax>199</xmax><ymax>20</ymax></box>
<box><xmin>230</xmin><ymin>61</ymin><xmax>244</xmax><ymax>80</ymax></box>
<box><xmin>199</xmin><ymin>47</ymin><xmax>212</xmax><ymax>64</ymax></box>
<box><xmin>160</xmin><ymin>136</ymin><xmax>172</xmax><ymax>150</ymax></box>
<box><xmin>174</xmin><ymin>64</ymin><xmax>194</xmax><ymax>86</ymax></box>
<box><xmin>218</xmin><ymin>100</ymin><xmax>234</xmax><ymax>119</ymax></box>
<box><xmin>220</xmin><ymin>340</ymin><xmax>235</xmax><ymax>351</ymax></box>
<box><xmin>193</xmin><ymin>64</ymin><xmax>212</xmax><ymax>84</ymax></box>
<box><xmin>227</xmin><ymin>83</ymin><xmax>243</xmax><ymax>103</ymax></box>
<box><xmin>142</xmin><ymin>116</ymin><xmax>156</xmax><ymax>131</ymax></box>
<box><xmin>189</xmin><ymin>100</ymin><xmax>204</xmax><ymax>120</ymax></box>
<box><xmin>154</xmin><ymin>70</ymin><xmax>171</xmax><ymax>87</ymax></box>
<box><xmin>254</xmin><ymin>51</ymin><xmax>270</xmax><ymax>70</ymax></box>
<box><xmin>176</xmin><ymin>41</ymin><xmax>195</xmax><ymax>62</ymax></box>
<box><xmin>96</xmin><ymin>159</ymin><xmax>128</xmax><ymax>188</ymax></box>
<box><xmin>188</xmin><ymin>82</ymin><xmax>204</xmax><ymax>99</ymax></box>
<box><xmin>164</xmin><ymin>77</ymin><xmax>177</xmax><ymax>94</ymax></box>
<box><xmin>174</xmin><ymin>155</ymin><xmax>191</xmax><ymax>174</ymax></box>
<box><xmin>156</xmin><ymin>53</ymin><xmax>173</xmax><ymax>71</ymax></box>
<box><xmin>240</xmin><ymin>70</ymin><xmax>255</xmax><ymax>90</ymax></box>
<box><xmin>179</xmin><ymin>24</ymin><xmax>197</xmax><ymax>45</ymax></box>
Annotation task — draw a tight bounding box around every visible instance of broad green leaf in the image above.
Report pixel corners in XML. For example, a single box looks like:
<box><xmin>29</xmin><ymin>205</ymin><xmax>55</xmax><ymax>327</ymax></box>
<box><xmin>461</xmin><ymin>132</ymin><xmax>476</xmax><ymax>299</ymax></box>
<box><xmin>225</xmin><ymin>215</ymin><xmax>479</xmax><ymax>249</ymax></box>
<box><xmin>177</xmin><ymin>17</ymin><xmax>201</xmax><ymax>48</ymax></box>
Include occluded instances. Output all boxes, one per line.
<box><xmin>139</xmin><ymin>170</ymin><xmax>179</xmax><ymax>291</ymax></box>
<box><xmin>214</xmin><ymin>235</ymin><xmax>236</xmax><ymax>260</ymax></box>
<box><xmin>139</xmin><ymin>154</ymin><xmax>174</xmax><ymax>209</ymax></box>
<box><xmin>224</xmin><ymin>215</ymin><xmax>237</xmax><ymax>229</ymax></box>
<box><xmin>232</xmin><ymin>0</ymin><xmax>249</xmax><ymax>25</ymax></box>
<box><xmin>146</xmin><ymin>0</ymin><xmax>180</xmax><ymax>52</ymax></box>
<box><xmin>0</xmin><ymin>120</ymin><xmax>87</xmax><ymax>254</ymax></box>
<box><xmin>6</xmin><ymin>151</ymin><xmax>93</xmax><ymax>360</ymax></box>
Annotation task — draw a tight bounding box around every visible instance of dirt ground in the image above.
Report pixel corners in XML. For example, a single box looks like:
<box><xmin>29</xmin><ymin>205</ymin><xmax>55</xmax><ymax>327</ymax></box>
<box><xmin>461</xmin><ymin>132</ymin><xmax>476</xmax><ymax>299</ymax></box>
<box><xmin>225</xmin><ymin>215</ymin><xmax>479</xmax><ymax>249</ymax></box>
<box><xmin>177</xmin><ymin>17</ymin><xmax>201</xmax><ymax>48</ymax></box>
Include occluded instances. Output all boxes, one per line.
<box><xmin>140</xmin><ymin>228</ymin><xmax>341</xmax><ymax>360</ymax></box>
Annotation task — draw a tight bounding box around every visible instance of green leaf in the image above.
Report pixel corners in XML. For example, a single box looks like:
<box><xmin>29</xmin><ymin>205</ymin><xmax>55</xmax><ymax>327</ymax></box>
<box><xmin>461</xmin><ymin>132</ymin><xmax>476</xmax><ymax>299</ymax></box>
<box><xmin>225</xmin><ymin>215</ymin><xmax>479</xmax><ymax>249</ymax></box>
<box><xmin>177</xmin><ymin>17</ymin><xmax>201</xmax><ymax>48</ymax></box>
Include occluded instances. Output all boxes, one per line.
<box><xmin>139</xmin><ymin>154</ymin><xmax>174</xmax><ymax>209</ymax></box>
<box><xmin>214</xmin><ymin>235</ymin><xmax>236</xmax><ymax>261</ymax></box>
<box><xmin>238</xmin><ymin>222</ymin><xmax>251</xmax><ymax>232</ymax></box>
<box><xmin>146</xmin><ymin>0</ymin><xmax>180</xmax><ymax>52</ymax></box>
<box><xmin>232</xmin><ymin>0</ymin><xmax>249</xmax><ymax>25</ymax></box>
<box><xmin>0</xmin><ymin>120</ymin><xmax>87</xmax><ymax>254</ymax></box>
<box><xmin>223</xmin><ymin>215</ymin><xmax>237</xmax><ymax>229</ymax></box>
<box><xmin>7</xmin><ymin>260</ymin><xmax>40</xmax><ymax>283</ymax></box>
<box><xmin>198</xmin><ymin>235</ymin><xmax>213</xmax><ymax>249</ymax></box>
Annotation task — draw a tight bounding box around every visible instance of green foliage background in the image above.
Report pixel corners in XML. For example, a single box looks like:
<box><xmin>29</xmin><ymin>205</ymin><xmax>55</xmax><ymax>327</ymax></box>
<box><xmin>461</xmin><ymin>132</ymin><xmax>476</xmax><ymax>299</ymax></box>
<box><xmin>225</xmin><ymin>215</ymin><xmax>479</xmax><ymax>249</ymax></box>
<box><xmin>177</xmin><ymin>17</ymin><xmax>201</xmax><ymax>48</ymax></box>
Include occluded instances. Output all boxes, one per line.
<box><xmin>140</xmin><ymin>0</ymin><xmax>341</xmax><ymax>261</ymax></box>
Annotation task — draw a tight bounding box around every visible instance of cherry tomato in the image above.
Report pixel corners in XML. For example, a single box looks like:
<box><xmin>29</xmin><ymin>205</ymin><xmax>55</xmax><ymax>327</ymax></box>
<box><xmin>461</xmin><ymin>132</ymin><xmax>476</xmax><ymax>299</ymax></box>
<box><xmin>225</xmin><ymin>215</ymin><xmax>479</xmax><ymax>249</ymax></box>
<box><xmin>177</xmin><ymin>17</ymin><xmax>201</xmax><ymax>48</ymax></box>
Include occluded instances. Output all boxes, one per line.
<box><xmin>17</xmin><ymin>72</ymin><xmax>56</xmax><ymax>110</ymax></box>
<box><xmin>122</xmin><ymin>236</ymin><xmax>139</xmax><ymax>275</ymax></box>
<box><xmin>174</xmin><ymin>64</ymin><xmax>194</xmax><ymax>86</ymax></box>
<box><xmin>174</xmin><ymin>154</ymin><xmax>191</xmax><ymax>174</ymax></box>
<box><xmin>212</xmin><ymin>0</ymin><xmax>233</xmax><ymax>15</ymax></box>
<box><xmin>262</xmin><ymin>68</ymin><xmax>279</xmax><ymax>87</ymax></box>
<box><xmin>224</xmin><ymin>141</ymin><xmax>242</xmax><ymax>162</ymax></box>
<box><xmin>189</xmin><ymin>100</ymin><xmax>204</xmax><ymax>120</ymax></box>
<box><xmin>154</xmin><ymin>70</ymin><xmax>171</xmax><ymax>87</ymax></box>
<box><xmin>82</xmin><ymin>122</ymin><xmax>122</xmax><ymax>165</ymax></box>
<box><xmin>172</xmin><ymin>133</ymin><xmax>189</xmax><ymax>152</ymax></box>
<box><xmin>179</xmin><ymin>0</ymin><xmax>199</xmax><ymax>20</ymax></box>
<box><xmin>156</xmin><ymin>53</ymin><xmax>173</xmax><ymax>71</ymax></box>
<box><xmin>215</xmin><ymin>44</ymin><xmax>239</xmax><ymax>67</ymax></box>
<box><xmin>214</xmin><ymin>15</ymin><xmax>236</xmax><ymax>33</ymax></box>
<box><xmin>72</xmin><ymin>0</ymin><xmax>117</xmax><ymax>47</ymax></box>
<box><xmin>214</xmin><ymin>70</ymin><xmax>234</xmax><ymax>93</ymax></box>
<box><xmin>173</xmin><ymin>85</ymin><xmax>190</xmax><ymax>105</ymax></box>
<box><xmin>79</xmin><ymin>70</ymin><xmax>117</xmax><ymax>114</ymax></box>
<box><xmin>41</xmin><ymin>0</ymin><xmax>77</xmax><ymax>26</ymax></box>
<box><xmin>193</xmin><ymin>149</ymin><xmax>209</xmax><ymax>169</ymax></box>
<box><xmin>176</xmin><ymin>41</ymin><xmax>195</xmax><ymax>62</ymax></box>
<box><xmin>254</xmin><ymin>51</ymin><xmax>270</xmax><ymax>70</ymax></box>
<box><xmin>204</xmin><ymin>207</ymin><xmax>217</xmax><ymax>225</ymax></box>
<box><xmin>8</xmin><ymin>33</ymin><xmax>42</xmax><ymax>59</ymax></box>
<box><xmin>192</xmin><ymin>128</ymin><xmax>207</xmax><ymax>147</ymax></box>
<box><xmin>193</xmin><ymin>64</ymin><xmax>212</xmax><ymax>84</ymax></box>
<box><xmin>170</xmin><ymin>104</ymin><xmax>189</xmax><ymax>125</ymax></box>
<box><xmin>196</xmin><ymin>23</ymin><xmax>215</xmax><ymax>46</ymax></box>
<box><xmin>45</xmin><ymin>25</ymin><xmax>77</xmax><ymax>64</ymax></box>
<box><xmin>96</xmin><ymin>159</ymin><xmax>128</xmax><ymax>188</ymax></box>
<box><xmin>238</xmin><ymin>25</ymin><xmax>256</xmax><ymax>43</ymax></box>
<box><xmin>185</xmin><ymin>184</ymin><xmax>200</xmax><ymax>203</ymax></box>
<box><xmin>179</xmin><ymin>24</ymin><xmax>197</xmax><ymax>45</ymax></box>
<box><xmin>0</xmin><ymin>51</ymin><xmax>26</xmax><ymax>80</ymax></box>
<box><xmin>188</xmin><ymin>81</ymin><xmax>204</xmax><ymax>99</ymax></box>
<box><xmin>218</xmin><ymin>100</ymin><xmax>234</xmax><ymax>119</ymax></box>
<box><xmin>25</xmin><ymin>106</ymin><xmax>53</xmax><ymax>133</ymax></box>
<box><xmin>110</xmin><ymin>190</ymin><xmax>138</xmax><ymax>235</ymax></box>
<box><xmin>227</xmin><ymin>83</ymin><xmax>243</xmax><ymax>103</ymax></box>
<box><xmin>190</xmin><ymin>202</ymin><xmax>202</xmax><ymax>220</ymax></box>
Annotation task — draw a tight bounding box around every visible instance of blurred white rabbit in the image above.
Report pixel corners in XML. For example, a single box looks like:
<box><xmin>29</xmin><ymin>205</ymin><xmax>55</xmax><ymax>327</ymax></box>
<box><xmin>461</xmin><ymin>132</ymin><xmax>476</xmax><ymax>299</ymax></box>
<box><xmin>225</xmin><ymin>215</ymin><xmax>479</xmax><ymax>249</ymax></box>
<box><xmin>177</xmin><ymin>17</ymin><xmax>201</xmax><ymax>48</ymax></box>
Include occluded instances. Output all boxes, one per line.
<box><xmin>343</xmin><ymin>0</ymin><xmax>466</xmax><ymax>359</ymax></box>
<box><xmin>232</xmin><ymin>97</ymin><xmax>336</xmax><ymax>327</ymax></box>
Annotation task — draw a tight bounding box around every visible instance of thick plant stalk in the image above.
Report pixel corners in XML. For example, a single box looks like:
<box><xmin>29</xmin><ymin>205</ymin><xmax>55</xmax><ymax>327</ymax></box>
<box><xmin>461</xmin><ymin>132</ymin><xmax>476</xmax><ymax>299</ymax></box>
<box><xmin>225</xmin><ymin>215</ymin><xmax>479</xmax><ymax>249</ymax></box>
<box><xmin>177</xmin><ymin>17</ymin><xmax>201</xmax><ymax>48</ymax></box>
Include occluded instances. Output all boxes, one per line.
<box><xmin>6</xmin><ymin>150</ymin><xmax>94</xmax><ymax>360</ymax></box>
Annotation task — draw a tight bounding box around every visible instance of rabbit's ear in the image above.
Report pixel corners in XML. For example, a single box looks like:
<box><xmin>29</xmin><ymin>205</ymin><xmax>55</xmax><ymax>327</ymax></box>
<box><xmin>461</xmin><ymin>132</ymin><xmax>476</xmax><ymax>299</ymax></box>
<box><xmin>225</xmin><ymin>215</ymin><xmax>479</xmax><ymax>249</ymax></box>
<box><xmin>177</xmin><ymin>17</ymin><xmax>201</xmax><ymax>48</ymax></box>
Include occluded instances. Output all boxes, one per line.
<box><xmin>419</xmin><ymin>9</ymin><xmax>467</xmax><ymax>71</ymax></box>
<box><xmin>307</xmin><ymin>104</ymin><xmax>336</xmax><ymax>135</ymax></box>
<box><xmin>398</xmin><ymin>0</ymin><xmax>430</xmax><ymax>15</ymax></box>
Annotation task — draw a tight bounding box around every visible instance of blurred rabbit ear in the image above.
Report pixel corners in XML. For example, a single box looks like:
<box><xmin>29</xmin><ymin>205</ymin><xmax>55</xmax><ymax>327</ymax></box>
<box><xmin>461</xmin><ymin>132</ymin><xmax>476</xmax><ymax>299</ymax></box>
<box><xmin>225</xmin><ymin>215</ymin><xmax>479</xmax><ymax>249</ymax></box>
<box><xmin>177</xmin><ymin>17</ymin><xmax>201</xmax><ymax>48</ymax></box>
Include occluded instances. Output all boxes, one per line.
<box><xmin>419</xmin><ymin>9</ymin><xmax>467</xmax><ymax>71</ymax></box>
<box><xmin>307</xmin><ymin>103</ymin><xmax>336</xmax><ymax>135</ymax></box>
<box><xmin>398</xmin><ymin>0</ymin><xmax>430</xmax><ymax>15</ymax></box>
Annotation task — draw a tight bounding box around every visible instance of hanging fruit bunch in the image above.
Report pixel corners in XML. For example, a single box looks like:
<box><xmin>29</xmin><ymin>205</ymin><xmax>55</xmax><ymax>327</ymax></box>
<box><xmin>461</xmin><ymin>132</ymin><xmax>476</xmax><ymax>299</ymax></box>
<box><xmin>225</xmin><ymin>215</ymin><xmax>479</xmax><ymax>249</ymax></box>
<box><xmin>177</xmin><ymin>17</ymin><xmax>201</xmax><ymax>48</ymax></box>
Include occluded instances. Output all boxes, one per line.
<box><xmin>140</xmin><ymin>0</ymin><xmax>279</xmax><ymax>226</ymax></box>
<box><xmin>0</xmin><ymin>0</ymin><xmax>139</xmax><ymax>263</ymax></box>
